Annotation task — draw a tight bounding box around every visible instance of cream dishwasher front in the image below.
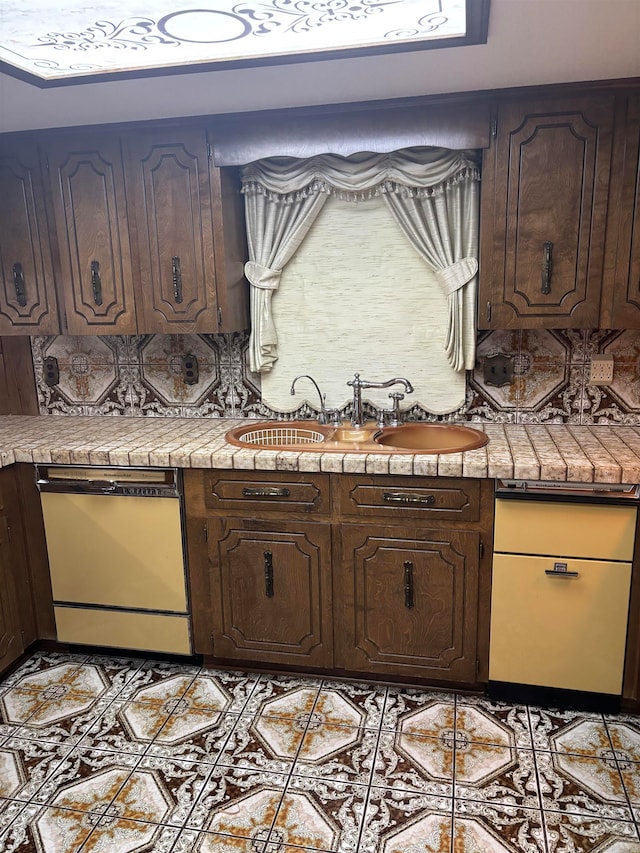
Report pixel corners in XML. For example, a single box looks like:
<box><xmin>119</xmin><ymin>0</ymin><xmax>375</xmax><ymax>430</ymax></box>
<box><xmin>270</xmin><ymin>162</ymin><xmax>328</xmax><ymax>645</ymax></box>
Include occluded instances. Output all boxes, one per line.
<box><xmin>36</xmin><ymin>465</ymin><xmax>191</xmax><ymax>655</ymax></box>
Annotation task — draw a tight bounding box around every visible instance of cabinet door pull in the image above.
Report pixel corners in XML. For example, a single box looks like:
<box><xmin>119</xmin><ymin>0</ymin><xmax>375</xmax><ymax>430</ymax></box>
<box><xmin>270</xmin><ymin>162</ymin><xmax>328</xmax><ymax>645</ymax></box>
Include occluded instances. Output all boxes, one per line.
<box><xmin>541</xmin><ymin>241</ymin><xmax>553</xmax><ymax>294</ymax></box>
<box><xmin>383</xmin><ymin>492</ymin><xmax>435</xmax><ymax>506</ymax></box>
<box><xmin>404</xmin><ymin>560</ymin><xmax>414</xmax><ymax>609</ymax></box>
<box><xmin>172</xmin><ymin>256</ymin><xmax>183</xmax><ymax>303</ymax></box>
<box><xmin>12</xmin><ymin>263</ymin><xmax>27</xmax><ymax>307</ymax></box>
<box><xmin>242</xmin><ymin>486</ymin><xmax>290</xmax><ymax>498</ymax></box>
<box><xmin>90</xmin><ymin>261</ymin><xmax>103</xmax><ymax>305</ymax></box>
<box><xmin>264</xmin><ymin>550</ymin><xmax>274</xmax><ymax>597</ymax></box>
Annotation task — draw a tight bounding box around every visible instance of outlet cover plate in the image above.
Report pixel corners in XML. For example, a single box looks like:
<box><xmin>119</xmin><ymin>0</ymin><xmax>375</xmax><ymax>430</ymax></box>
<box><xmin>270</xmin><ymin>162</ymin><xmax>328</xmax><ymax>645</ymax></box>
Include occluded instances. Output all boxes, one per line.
<box><xmin>589</xmin><ymin>355</ymin><xmax>614</xmax><ymax>385</ymax></box>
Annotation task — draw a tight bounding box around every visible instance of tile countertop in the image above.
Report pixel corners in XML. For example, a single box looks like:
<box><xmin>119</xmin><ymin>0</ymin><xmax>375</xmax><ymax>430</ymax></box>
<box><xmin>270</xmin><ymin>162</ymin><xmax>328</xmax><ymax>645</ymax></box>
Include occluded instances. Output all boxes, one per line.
<box><xmin>1</xmin><ymin>416</ymin><xmax>640</xmax><ymax>483</ymax></box>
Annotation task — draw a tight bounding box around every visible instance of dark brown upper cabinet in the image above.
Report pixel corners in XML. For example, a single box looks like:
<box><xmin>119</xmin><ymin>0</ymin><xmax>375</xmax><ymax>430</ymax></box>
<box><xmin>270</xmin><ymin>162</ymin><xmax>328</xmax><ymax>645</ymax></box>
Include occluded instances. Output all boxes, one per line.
<box><xmin>42</xmin><ymin>122</ymin><xmax>248</xmax><ymax>335</ymax></box>
<box><xmin>604</xmin><ymin>94</ymin><xmax>640</xmax><ymax>328</ymax></box>
<box><xmin>479</xmin><ymin>95</ymin><xmax>615</xmax><ymax>329</ymax></box>
<box><xmin>44</xmin><ymin>132</ymin><xmax>138</xmax><ymax>335</ymax></box>
<box><xmin>0</xmin><ymin>137</ymin><xmax>61</xmax><ymax>334</ymax></box>
<box><xmin>125</xmin><ymin>126</ymin><xmax>248</xmax><ymax>334</ymax></box>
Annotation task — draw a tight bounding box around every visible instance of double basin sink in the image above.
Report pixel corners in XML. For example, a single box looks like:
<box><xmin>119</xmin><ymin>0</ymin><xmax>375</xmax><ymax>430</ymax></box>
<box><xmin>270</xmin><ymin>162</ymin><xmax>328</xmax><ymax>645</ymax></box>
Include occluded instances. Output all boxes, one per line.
<box><xmin>226</xmin><ymin>421</ymin><xmax>488</xmax><ymax>455</ymax></box>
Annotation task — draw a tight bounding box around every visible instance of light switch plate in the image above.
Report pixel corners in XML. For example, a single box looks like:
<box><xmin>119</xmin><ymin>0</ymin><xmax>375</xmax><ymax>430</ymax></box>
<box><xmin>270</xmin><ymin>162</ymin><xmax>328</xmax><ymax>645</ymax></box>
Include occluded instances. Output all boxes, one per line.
<box><xmin>589</xmin><ymin>355</ymin><xmax>614</xmax><ymax>385</ymax></box>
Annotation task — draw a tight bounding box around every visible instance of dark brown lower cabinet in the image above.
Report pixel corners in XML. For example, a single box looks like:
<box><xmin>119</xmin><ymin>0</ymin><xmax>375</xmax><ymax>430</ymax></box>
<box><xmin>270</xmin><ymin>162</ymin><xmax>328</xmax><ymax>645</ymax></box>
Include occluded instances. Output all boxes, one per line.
<box><xmin>185</xmin><ymin>470</ymin><xmax>492</xmax><ymax>687</ymax></box>
<box><xmin>335</xmin><ymin>525</ymin><xmax>479</xmax><ymax>682</ymax></box>
<box><xmin>0</xmin><ymin>513</ymin><xmax>24</xmax><ymax>671</ymax></box>
<box><xmin>0</xmin><ymin>466</ymin><xmax>39</xmax><ymax>673</ymax></box>
<box><xmin>206</xmin><ymin>518</ymin><xmax>333</xmax><ymax>668</ymax></box>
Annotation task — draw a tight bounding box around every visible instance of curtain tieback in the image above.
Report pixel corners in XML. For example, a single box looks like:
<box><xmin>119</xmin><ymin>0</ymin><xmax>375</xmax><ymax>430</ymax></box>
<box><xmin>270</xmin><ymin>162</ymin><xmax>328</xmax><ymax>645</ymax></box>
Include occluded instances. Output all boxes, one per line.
<box><xmin>435</xmin><ymin>258</ymin><xmax>478</xmax><ymax>297</ymax></box>
<box><xmin>245</xmin><ymin>261</ymin><xmax>282</xmax><ymax>290</ymax></box>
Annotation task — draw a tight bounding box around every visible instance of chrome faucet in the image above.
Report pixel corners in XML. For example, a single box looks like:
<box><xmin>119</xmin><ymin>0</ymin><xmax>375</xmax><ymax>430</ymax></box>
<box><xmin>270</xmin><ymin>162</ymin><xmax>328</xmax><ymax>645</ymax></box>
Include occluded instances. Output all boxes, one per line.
<box><xmin>347</xmin><ymin>373</ymin><xmax>414</xmax><ymax>428</ymax></box>
<box><xmin>290</xmin><ymin>375</ymin><xmax>341</xmax><ymax>425</ymax></box>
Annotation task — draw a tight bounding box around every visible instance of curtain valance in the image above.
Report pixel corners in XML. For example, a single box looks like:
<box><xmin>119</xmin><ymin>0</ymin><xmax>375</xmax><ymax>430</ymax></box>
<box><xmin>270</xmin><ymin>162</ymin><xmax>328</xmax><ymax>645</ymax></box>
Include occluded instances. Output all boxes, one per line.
<box><xmin>242</xmin><ymin>148</ymin><xmax>480</xmax><ymax>199</ymax></box>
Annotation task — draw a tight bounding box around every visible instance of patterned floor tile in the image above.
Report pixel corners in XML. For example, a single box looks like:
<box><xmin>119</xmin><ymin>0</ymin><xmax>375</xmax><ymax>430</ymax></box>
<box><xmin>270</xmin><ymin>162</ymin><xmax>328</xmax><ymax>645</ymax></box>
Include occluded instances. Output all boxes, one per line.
<box><xmin>129</xmin><ymin>755</ymin><xmax>214</xmax><ymax>826</ymax></box>
<box><xmin>1</xmin><ymin>652</ymin><xmax>88</xmax><ymax>688</ymax></box>
<box><xmin>456</xmin><ymin>694</ymin><xmax>532</xmax><ymax>749</ymax></box>
<box><xmin>543</xmin><ymin>809</ymin><xmax>640</xmax><ymax>853</ymax></box>
<box><xmin>81</xmin><ymin>698</ymin><xmax>168</xmax><ymax>754</ymax></box>
<box><xmin>359</xmin><ymin>788</ymin><xmax>453</xmax><ymax>853</ymax></box>
<box><xmin>83</xmin><ymin>818</ymin><xmax>180</xmax><ymax>852</ymax></box>
<box><xmin>34</xmin><ymin>746</ymin><xmax>139</xmax><ymax>810</ymax></box>
<box><xmin>216</xmin><ymin>713</ymin><xmax>299</xmax><ymax>774</ymax></box>
<box><xmin>244</xmin><ymin>676</ymin><xmax>322</xmax><ymax>718</ymax></box>
<box><xmin>380</xmin><ymin>688</ymin><xmax>456</xmax><ymax>733</ymax></box>
<box><xmin>172</xmin><ymin>828</ymin><xmax>268</xmax><ymax>852</ymax></box>
<box><xmin>528</xmin><ymin>707</ymin><xmax>607</xmax><ymax>753</ymax></box>
<box><xmin>454</xmin><ymin>798</ymin><xmax>547</xmax><ymax>853</ymax></box>
<box><xmin>0</xmin><ymin>737</ymin><xmax>72</xmax><ymax>803</ymax></box>
<box><xmin>317</xmin><ymin>680</ymin><xmax>387</xmax><ymax>730</ymax></box>
<box><xmin>607</xmin><ymin>718</ymin><xmax>640</xmax><ymax>762</ymax></box>
<box><xmin>282</xmin><ymin>775</ymin><xmax>369</xmax><ymax>852</ymax></box>
<box><xmin>372</xmin><ymin>730</ymin><xmax>454</xmax><ymax>797</ymax></box>
<box><xmin>536</xmin><ymin>749</ymin><xmax>632</xmax><ymax>820</ymax></box>
<box><xmin>146</xmin><ymin>709</ymin><xmax>238</xmax><ymax>764</ymax></box>
<box><xmin>186</xmin><ymin>765</ymin><xmax>288</xmax><ymax>833</ymax></box>
<box><xmin>293</xmin><ymin>724</ymin><xmax>378</xmax><ymax>785</ymax></box>
<box><xmin>0</xmin><ymin>804</ymin><xmax>95</xmax><ymax>853</ymax></box>
<box><xmin>454</xmin><ymin>744</ymin><xmax>540</xmax><ymax>810</ymax></box>
<box><xmin>0</xmin><ymin>797</ymin><xmax>27</xmax><ymax>834</ymax></box>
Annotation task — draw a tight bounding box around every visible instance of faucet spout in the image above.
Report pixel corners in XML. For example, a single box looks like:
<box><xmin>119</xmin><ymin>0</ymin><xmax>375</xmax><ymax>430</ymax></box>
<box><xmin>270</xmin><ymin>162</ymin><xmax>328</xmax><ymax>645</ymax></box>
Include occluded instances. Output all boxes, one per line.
<box><xmin>347</xmin><ymin>373</ymin><xmax>414</xmax><ymax>428</ymax></box>
<box><xmin>290</xmin><ymin>374</ymin><xmax>329</xmax><ymax>425</ymax></box>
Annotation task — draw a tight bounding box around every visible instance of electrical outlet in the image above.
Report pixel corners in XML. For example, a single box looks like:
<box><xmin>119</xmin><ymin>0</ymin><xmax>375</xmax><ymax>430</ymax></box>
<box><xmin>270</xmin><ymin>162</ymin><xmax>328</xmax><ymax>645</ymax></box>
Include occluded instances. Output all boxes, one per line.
<box><xmin>589</xmin><ymin>355</ymin><xmax>614</xmax><ymax>385</ymax></box>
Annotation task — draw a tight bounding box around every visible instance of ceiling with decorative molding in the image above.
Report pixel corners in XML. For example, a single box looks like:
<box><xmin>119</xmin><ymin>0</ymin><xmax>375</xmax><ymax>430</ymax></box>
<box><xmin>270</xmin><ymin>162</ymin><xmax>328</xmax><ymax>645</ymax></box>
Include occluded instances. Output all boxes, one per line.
<box><xmin>0</xmin><ymin>0</ymin><xmax>477</xmax><ymax>83</ymax></box>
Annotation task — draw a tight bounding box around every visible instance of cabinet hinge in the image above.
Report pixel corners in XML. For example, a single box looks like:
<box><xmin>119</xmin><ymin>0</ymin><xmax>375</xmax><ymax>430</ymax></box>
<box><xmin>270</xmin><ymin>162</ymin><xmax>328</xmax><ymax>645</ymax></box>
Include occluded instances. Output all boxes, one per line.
<box><xmin>491</xmin><ymin>116</ymin><xmax>498</xmax><ymax>138</ymax></box>
<box><xmin>479</xmin><ymin>539</ymin><xmax>484</xmax><ymax>559</ymax></box>
<box><xmin>217</xmin><ymin>307</ymin><xmax>223</xmax><ymax>326</ymax></box>
<box><xmin>6</xmin><ymin>525</ymin><xmax>10</xmax><ymax>543</ymax></box>
<box><xmin>486</xmin><ymin>301</ymin><xmax>492</xmax><ymax>323</ymax></box>
<box><xmin>210</xmin><ymin>633</ymin><xmax>215</xmax><ymax>652</ymax></box>
<box><xmin>476</xmin><ymin>658</ymin><xmax>480</xmax><ymax>676</ymax></box>
<box><xmin>207</xmin><ymin>142</ymin><xmax>212</xmax><ymax>162</ymax></box>
<box><xmin>203</xmin><ymin>522</ymin><xmax>208</xmax><ymax>542</ymax></box>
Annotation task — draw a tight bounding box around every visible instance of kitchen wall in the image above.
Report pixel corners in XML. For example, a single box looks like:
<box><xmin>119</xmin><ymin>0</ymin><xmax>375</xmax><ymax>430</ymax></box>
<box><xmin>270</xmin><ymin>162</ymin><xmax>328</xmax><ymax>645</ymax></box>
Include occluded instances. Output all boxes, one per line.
<box><xmin>31</xmin><ymin>328</ymin><xmax>640</xmax><ymax>424</ymax></box>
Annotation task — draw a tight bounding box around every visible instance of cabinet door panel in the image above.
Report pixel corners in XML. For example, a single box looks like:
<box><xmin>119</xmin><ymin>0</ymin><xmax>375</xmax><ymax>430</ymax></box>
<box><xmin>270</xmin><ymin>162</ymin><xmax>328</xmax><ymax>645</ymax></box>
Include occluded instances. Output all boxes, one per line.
<box><xmin>126</xmin><ymin>129</ymin><xmax>219</xmax><ymax>333</ymax></box>
<box><xmin>0</xmin><ymin>139</ymin><xmax>60</xmax><ymax>334</ymax></box>
<box><xmin>610</xmin><ymin>95</ymin><xmax>640</xmax><ymax>327</ymax></box>
<box><xmin>209</xmin><ymin>519</ymin><xmax>332</xmax><ymax>667</ymax></box>
<box><xmin>481</xmin><ymin>97</ymin><xmax>613</xmax><ymax>328</ymax></box>
<box><xmin>46</xmin><ymin>134</ymin><xmax>137</xmax><ymax>334</ymax></box>
<box><xmin>336</xmin><ymin>525</ymin><xmax>478</xmax><ymax>681</ymax></box>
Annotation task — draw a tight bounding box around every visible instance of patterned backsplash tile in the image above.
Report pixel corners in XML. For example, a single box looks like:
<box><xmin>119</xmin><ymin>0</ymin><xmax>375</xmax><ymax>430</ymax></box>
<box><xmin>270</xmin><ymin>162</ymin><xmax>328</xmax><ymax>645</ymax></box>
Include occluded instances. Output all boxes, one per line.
<box><xmin>30</xmin><ymin>329</ymin><xmax>640</xmax><ymax>424</ymax></box>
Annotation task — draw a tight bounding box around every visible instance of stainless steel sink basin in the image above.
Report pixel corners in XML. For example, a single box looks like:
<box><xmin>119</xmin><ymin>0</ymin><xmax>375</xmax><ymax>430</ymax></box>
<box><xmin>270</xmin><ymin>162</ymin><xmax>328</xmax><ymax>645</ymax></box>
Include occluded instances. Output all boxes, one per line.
<box><xmin>374</xmin><ymin>423</ymin><xmax>488</xmax><ymax>453</ymax></box>
<box><xmin>226</xmin><ymin>420</ymin><xmax>488</xmax><ymax>454</ymax></box>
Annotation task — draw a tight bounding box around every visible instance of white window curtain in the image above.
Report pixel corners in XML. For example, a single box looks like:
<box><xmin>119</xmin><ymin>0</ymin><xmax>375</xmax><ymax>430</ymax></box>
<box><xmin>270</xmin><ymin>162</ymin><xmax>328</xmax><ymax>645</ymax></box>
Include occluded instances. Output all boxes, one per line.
<box><xmin>242</xmin><ymin>148</ymin><xmax>480</xmax><ymax>373</ymax></box>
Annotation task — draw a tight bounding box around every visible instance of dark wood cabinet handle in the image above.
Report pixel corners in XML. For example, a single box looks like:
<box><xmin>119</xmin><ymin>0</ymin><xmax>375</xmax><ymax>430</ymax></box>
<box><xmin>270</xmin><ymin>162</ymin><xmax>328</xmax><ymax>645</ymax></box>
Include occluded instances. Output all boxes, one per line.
<box><xmin>264</xmin><ymin>550</ymin><xmax>274</xmax><ymax>597</ymax></box>
<box><xmin>90</xmin><ymin>260</ymin><xmax>103</xmax><ymax>305</ymax></box>
<box><xmin>541</xmin><ymin>241</ymin><xmax>553</xmax><ymax>294</ymax></box>
<box><xmin>172</xmin><ymin>256</ymin><xmax>183</xmax><ymax>303</ymax></box>
<box><xmin>383</xmin><ymin>492</ymin><xmax>435</xmax><ymax>506</ymax></box>
<box><xmin>404</xmin><ymin>560</ymin><xmax>414</xmax><ymax>609</ymax></box>
<box><xmin>12</xmin><ymin>263</ymin><xmax>27</xmax><ymax>307</ymax></box>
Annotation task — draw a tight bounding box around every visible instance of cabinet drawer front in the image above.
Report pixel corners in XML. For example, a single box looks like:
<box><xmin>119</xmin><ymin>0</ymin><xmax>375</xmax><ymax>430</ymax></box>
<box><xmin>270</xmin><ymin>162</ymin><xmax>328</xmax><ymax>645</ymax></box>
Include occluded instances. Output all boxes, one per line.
<box><xmin>494</xmin><ymin>500</ymin><xmax>637</xmax><ymax>560</ymax></box>
<box><xmin>490</xmin><ymin>554</ymin><xmax>631</xmax><ymax>693</ymax></box>
<box><xmin>337</xmin><ymin>476</ymin><xmax>480</xmax><ymax>522</ymax></box>
<box><xmin>204</xmin><ymin>472</ymin><xmax>329</xmax><ymax>515</ymax></box>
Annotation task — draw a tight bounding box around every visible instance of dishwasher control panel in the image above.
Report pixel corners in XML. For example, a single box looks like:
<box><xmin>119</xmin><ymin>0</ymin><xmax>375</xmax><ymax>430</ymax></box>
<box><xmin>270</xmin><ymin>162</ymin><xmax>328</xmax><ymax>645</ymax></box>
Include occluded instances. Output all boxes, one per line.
<box><xmin>35</xmin><ymin>465</ymin><xmax>180</xmax><ymax>497</ymax></box>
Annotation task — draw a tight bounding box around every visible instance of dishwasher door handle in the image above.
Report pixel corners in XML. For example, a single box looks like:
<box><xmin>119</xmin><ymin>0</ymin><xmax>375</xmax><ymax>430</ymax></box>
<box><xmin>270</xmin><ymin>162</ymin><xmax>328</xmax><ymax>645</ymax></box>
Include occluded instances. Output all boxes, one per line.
<box><xmin>37</xmin><ymin>478</ymin><xmax>118</xmax><ymax>494</ymax></box>
<box><xmin>545</xmin><ymin>568</ymin><xmax>579</xmax><ymax>578</ymax></box>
